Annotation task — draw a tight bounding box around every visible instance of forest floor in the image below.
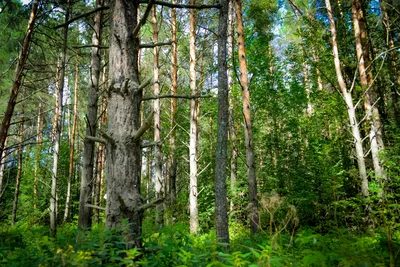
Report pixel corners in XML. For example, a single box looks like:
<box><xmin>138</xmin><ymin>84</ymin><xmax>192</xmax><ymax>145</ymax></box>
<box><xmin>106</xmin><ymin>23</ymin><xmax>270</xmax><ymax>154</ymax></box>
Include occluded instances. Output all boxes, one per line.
<box><xmin>0</xmin><ymin>220</ymin><xmax>397</xmax><ymax>266</ymax></box>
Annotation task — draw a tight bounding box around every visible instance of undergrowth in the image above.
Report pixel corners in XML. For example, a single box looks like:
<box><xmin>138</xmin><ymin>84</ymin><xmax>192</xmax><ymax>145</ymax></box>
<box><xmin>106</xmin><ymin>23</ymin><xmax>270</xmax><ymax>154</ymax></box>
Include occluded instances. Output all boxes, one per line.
<box><xmin>0</xmin><ymin>221</ymin><xmax>397</xmax><ymax>266</ymax></box>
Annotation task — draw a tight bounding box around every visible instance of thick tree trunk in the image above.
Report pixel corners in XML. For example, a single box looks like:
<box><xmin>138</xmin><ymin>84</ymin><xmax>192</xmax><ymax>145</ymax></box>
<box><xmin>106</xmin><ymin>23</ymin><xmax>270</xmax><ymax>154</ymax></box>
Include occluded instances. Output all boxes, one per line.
<box><xmin>189</xmin><ymin>0</ymin><xmax>199</xmax><ymax>233</ymax></box>
<box><xmin>351</xmin><ymin>0</ymin><xmax>385</xmax><ymax>182</ymax></box>
<box><xmin>50</xmin><ymin>1</ymin><xmax>70</xmax><ymax>235</ymax></box>
<box><xmin>168</xmin><ymin>0</ymin><xmax>178</xmax><ymax>212</ymax></box>
<box><xmin>79</xmin><ymin>0</ymin><xmax>103</xmax><ymax>229</ymax></box>
<box><xmin>234</xmin><ymin>0</ymin><xmax>259</xmax><ymax>233</ymax></box>
<box><xmin>151</xmin><ymin>5</ymin><xmax>163</xmax><ymax>229</ymax></box>
<box><xmin>215</xmin><ymin>0</ymin><xmax>230</xmax><ymax>245</ymax></box>
<box><xmin>64</xmin><ymin>47</ymin><xmax>79</xmax><ymax>222</ymax></box>
<box><xmin>33</xmin><ymin>103</ymin><xmax>43</xmax><ymax>209</ymax></box>
<box><xmin>106</xmin><ymin>0</ymin><xmax>145</xmax><ymax>248</ymax></box>
<box><xmin>326</xmin><ymin>0</ymin><xmax>369</xmax><ymax>197</ymax></box>
<box><xmin>0</xmin><ymin>0</ymin><xmax>38</xmax><ymax>163</ymax></box>
<box><xmin>11</xmin><ymin>93</ymin><xmax>25</xmax><ymax>226</ymax></box>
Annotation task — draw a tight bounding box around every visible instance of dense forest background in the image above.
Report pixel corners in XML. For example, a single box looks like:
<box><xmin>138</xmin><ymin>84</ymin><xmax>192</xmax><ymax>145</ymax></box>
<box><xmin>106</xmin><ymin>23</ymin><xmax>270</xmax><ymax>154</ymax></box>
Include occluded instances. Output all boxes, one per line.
<box><xmin>0</xmin><ymin>0</ymin><xmax>399</xmax><ymax>266</ymax></box>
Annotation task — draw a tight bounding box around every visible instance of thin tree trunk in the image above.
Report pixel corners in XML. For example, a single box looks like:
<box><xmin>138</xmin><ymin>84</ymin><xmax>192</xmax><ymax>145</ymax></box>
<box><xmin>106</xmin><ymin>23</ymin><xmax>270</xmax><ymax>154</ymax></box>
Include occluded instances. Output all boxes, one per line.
<box><xmin>0</xmin><ymin>0</ymin><xmax>39</xmax><ymax>162</ymax></box>
<box><xmin>33</xmin><ymin>103</ymin><xmax>43</xmax><ymax>209</ymax></box>
<box><xmin>326</xmin><ymin>0</ymin><xmax>369</xmax><ymax>197</ymax></box>
<box><xmin>79</xmin><ymin>0</ymin><xmax>103</xmax><ymax>229</ymax></box>
<box><xmin>106</xmin><ymin>0</ymin><xmax>144</xmax><ymax>249</ymax></box>
<box><xmin>151</xmin><ymin>5</ymin><xmax>163</xmax><ymax>229</ymax></box>
<box><xmin>0</xmin><ymin>138</ymin><xmax>7</xmax><ymax>200</ymax></box>
<box><xmin>227</xmin><ymin>0</ymin><xmax>237</xmax><ymax>212</ymax></box>
<box><xmin>50</xmin><ymin>1</ymin><xmax>70</xmax><ymax>235</ymax></box>
<box><xmin>381</xmin><ymin>0</ymin><xmax>400</xmax><ymax>126</ymax></box>
<box><xmin>215</xmin><ymin>0</ymin><xmax>230</xmax><ymax>245</ymax></box>
<box><xmin>168</xmin><ymin>0</ymin><xmax>178</xmax><ymax>213</ymax></box>
<box><xmin>64</xmin><ymin>47</ymin><xmax>79</xmax><ymax>222</ymax></box>
<box><xmin>234</xmin><ymin>0</ymin><xmax>259</xmax><ymax>233</ymax></box>
<box><xmin>351</xmin><ymin>0</ymin><xmax>385</xmax><ymax>181</ymax></box>
<box><xmin>11</xmin><ymin>90</ymin><xmax>25</xmax><ymax>226</ymax></box>
<box><xmin>188</xmin><ymin>0</ymin><xmax>199</xmax><ymax>233</ymax></box>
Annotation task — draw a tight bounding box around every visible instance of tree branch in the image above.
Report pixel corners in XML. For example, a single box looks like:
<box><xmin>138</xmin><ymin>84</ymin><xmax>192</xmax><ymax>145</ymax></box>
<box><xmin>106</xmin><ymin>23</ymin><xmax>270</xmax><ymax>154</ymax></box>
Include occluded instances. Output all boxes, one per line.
<box><xmin>147</xmin><ymin>0</ymin><xmax>221</xmax><ymax>9</ymax></box>
<box><xmin>55</xmin><ymin>6</ymin><xmax>109</xmax><ymax>29</ymax></box>
<box><xmin>142</xmin><ymin>94</ymin><xmax>211</xmax><ymax>101</ymax></box>
<box><xmin>133</xmin><ymin>0</ymin><xmax>155</xmax><ymax>37</ymax></box>
<box><xmin>85</xmin><ymin>135</ymin><xmax>107</xmax><ymax>144</ymax></box>
<box><xmin>132</xmin><ymin>111</ymin><xmax>154</xmax><ymax>142</ymax></box>
<box><xmin>86</xmin><ymin>204</ymin><xmax>106</xmax><ymax>211</ymax></box>
<box><xmin>140</xmin><ymin>41</ymin><xmax>172</xmax><ymax>48</ymax></box>
<box><xmin>72</xmin><ymin>44</ymin><xmax>109</xmax><ymax>49</ymax></box>
<box><xmin>138</xmin><ymin>198</ymin><xmax>164</xmax><ymax>211</ymax></box>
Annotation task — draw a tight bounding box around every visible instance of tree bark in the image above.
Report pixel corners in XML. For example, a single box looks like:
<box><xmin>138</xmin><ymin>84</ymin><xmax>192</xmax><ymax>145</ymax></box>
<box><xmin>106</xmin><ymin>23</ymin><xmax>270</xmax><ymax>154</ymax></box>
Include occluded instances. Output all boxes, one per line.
<box><xmin>11</xmin><ymin>90</ymin><xmax>25</xmax><ymax>226</ymax></box>
<box><xmin>168</xmin><ymin>0</ymin><xmax>178</xmax><ymax>214</ymax></box>
<box><xmin>50</xmin><ymin>0</ymin><xmax>70</xmax><ymax>236</ymax></box>
<box><xmin>64</xmin><ymin>47</ymin><xmax>79</xmax><ymax>222</ymax></box>
<box><xmin>215</xmin><ymin>0</ymin><xmax>230</xmax><ymax>245</ymax></box>
<box><xmin>106</xmin><ymin>0</ymin><xmax>144</xmax><ymax>248</ymax></box>
<box><xmin>0</xmin><ymin>0</ymin><xmax>39</xmax><ymax>163</ymax></box>
<box><xmin>0</xmin><ymin>138</ymin><xmax>7</xmax><ymax>201</ymax></box>
<box><xmin>234</xmin><ymin>0</ymin><xmax>259</xmax><ymax>233</ymax></box>
<box><xmin>326</xmin><ymin>0</ymin><xmax>369</xmax><ymax>197</ymax></box>
<box><xmin>189</xmin><ymin>0</ymin><xmax>199</xmax><ymax>233</ymax></box>
<box><xmin>79</xmin><ymin>0</ymin><xmax>103</xmax><ymax>229</ymax></box>
<box><xmin>351</xmin><ymin>0</ymin><xmax>385</xmax><ymax>181</ymax></box>
<box><xmin>151</xmin><ymin>5</ymin><xmax>164</xmax><ymax>229</ymax></box>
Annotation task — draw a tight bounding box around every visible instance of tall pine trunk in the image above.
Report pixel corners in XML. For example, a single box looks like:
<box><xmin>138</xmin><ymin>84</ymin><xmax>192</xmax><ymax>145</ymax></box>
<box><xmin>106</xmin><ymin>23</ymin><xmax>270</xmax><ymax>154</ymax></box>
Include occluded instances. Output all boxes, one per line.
<box><xmin>189</xmin><ymin>0</ymin><xmax>199</xmax><ymax>233</ymax></box>
<box><xmin>215</xmin><ymin>0</ymin><xmax>230</xmax><ymax>245</ymax></box>
<box><xmin>0</xmin><ymin>0</ymin><xmax>38</xmax><ymax>164</ymax></box>
<box><xmin>11</xmin><ymin>90</ymin><xmax>25</xmax><ymax>225</ymax></box>
<box><xmin>234</xmin><ymin>0</ymin><xmax>259</xmax><ymax>232</ymax></box>
<box><xmin>151</xmin><ymin>5</ymin><xmax>163</xmax><ymax>229</ymax></box>
<box><xmin>64</xmin><ymin>47</ymin><xmax>79</xmax><ymax>222</ymax></box>
<box><xmin>33</xmin><ymin>103</ymin><xmax>43</xmax><ymax>209</ymax></box>
<box><xmin>79</xmin><ymin>0</ymin><xmax>103</xmax><ymax>228</ymax></box>
<box><xmin>168</xmin><ymin>0</ymin><xmax>178</xmax><ymax>214</ymax></box>
<box><xmin>106</xmin><ymin>0</ymin><xmax>147</xmax><ymax>248</ymax></box>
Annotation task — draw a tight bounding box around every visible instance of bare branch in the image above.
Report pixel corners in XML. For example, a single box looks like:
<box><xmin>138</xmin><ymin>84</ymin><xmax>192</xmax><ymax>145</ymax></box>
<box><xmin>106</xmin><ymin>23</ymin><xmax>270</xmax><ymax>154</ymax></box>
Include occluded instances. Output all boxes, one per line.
<box><xmin>72</xmin><ymin>44</ymin><xmax>109</xmax><ymax>49</ymax></box>
<box><xmin>55</xmin><ymin>5</ymin><xmax>109</xmax><ymax>29</ymax></box>
<box><xmin>142</xmin><ymin>94</ymin><xmax>211</xmax><ymax>101</ymax></box>
<box><xmin>140</xmin><ymin>41</ymin><xmax>172</xmax><ymax>48</ymax></box>
<box><xmin>139</xmin><ymin>198</ymin><xmax>164</xmax><ymax>211</ymax></box>
<box><xmin>133</xmin><ymin>111</ymin><xmax>154</xmax><ymax>142</ymax></box>
<box><xmin>86</xmin><ymin>204</ymin><xmax>106</xmax><ymax>211</ymax></box>
<box><xmin>85</xmin><ymin>135</ymin><xmax>107</xmax><ymax>145</ymax></box>
<box><xmin>133</xmin><ymin>0</ymin><xmax>154</xmax><ymax>37</ymax></box>
<box><xmin>139</xmin><ymin>77</ymin><xmax>153</xmax><ymax>90</ymax></box>
<box><xmin>148</xmin><ymin>0</ymin><xmax>221</xmax><ymax>9</ymax></box>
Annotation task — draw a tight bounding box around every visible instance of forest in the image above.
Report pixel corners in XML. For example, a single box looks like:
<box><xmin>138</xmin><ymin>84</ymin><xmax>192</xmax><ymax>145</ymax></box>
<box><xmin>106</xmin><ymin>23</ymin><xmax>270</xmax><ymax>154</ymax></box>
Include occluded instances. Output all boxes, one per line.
<box><xmin>0</xmin><ymin>0</ymin><xmax>399</xmax><ymax>266</ymax></box>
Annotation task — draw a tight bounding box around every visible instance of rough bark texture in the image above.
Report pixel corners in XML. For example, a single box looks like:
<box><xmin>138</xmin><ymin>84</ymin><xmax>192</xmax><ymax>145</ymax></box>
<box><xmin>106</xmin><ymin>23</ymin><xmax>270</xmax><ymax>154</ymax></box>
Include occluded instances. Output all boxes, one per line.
<box><xmin>11</xmin><ymin>94</ymin><xmax>25</xmax><ymax>226</ymax></box>
<box><xmin>215</xmin><ymin>0</ymin><xmax>230</xmax><ymax>245</ymax></box>
<box><xmin>189</xmin><ymin>0</ymin><xmax>199</xmax><ymax>233</ymax></box>
<box><xmin>152</xmin><ymin>5</ymin><xmax>163</xmax><ymax>229</ymax></box>
<box><xmin>326</xmin><ymin>0</ymin><xmax>369</xmax><ymax>197</ymax></box>
<box><xmin>0</xmin><ymin>0</ymin><xmax>38</xmax><ymax>164</ymax></box>
<box><xmin>168</xmin><ymin>0</ymin><xmax>178</xmax><ymax>211</ymax></box>
<box><xmin>106</xmin><ymin>0</ymin><xmax>144</xmax><ymax>248</ymax></box>
<box><xmin>64</xmin><ymin>47</ymin><xmax>79</xmax><ymax>222</ymax></box>
<box><xmin>79</xmin><ymin>0</ymin><xmax>103</xmax><ymax>229</ymax></box>
<box><xmin>351</xmin><ymin>0</ymin><xmax>385</xmax><ymax>181</ymax></box>
<box><xmin>234</xmin><ymin>0</ymin><xmax>259</xmax><ymax>233</ymax></box>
